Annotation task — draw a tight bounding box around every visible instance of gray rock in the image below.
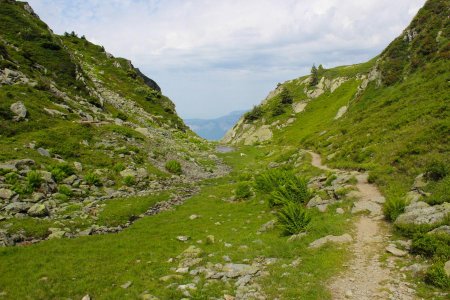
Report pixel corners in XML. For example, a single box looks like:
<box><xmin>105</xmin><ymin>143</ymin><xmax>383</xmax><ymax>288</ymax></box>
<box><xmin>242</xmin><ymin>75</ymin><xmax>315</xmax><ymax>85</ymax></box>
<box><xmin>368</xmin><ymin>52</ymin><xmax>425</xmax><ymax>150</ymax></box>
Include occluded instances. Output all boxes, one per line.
<box><xmin>0</xmin><ymin>188</ymin><xmax>15</xmax><ymax>200</ymax></box>
<box><xmin>121</xmin><ymin>281</ymin><xmax>133</xmax><ymax>289</ymax></box>
<box><xmin>402</xmin><ymin>263</ymin><xmax>429</xmax><ymax>277</ymax></box>
<box><xmin>307</xmin><ymin>195</ymin><xmax>329</xmax><ymax>208</ymax></box>
<box><xmin>37</xmin><ymin>148</ymin><xmax>50</xmax><ymax>157</ymax></box>
<box><xmin>31</xmin><ymin>192</ymin><xmax>45</xmax><ymax>202</ymax></box>
<box><xmin>28</xmin><ymin>203</ymin><xmax>48</xmax><ymax>217</ymax></box>
<box><xmin>257</xmin><ymin>219</ymin><xmax>276</xmax><ymax>233</ymax></box>
<box><xmin>10</xmin><ymin>101</ymin><xmax>27</xmax><ymax>121</ymax></box>
<box><xmin>309</xmin><ymin>234</ymin><xmax>353</xmax><ymax>249</ymax></box>
<box><xmin>4</xmin><ymin>202</ymin><xmax>30</xmax><ymax>213</ymax></box>
<box><xmin>0</xmin><ymin>163</ymin><xmax>16</xmax><ymax>171</ymax></box>
<box><xmin>222</xmin><ymin>263</ymin><xmax>259</xmax><ymax>278</ymax></box>
<box><xmin>287</xmin><ymin>232</ymin><xmax>307</xmax><ymax>242</ymax></box>
<box><xmin>395</xmin><ymin>202</ymin><xmax>450</xmax><ymax>226</ymax></box>
<box><xmin>81</xmin><ymin>295</ymin><xmax>91</xmax><ymax>300</ymax></box>
<box><xmin>386</xmin><ymin>245</ymin><xmax>408</xmax><ymax>257</ymax></box>
<box><xmin>428</xmin><ymin>225</ymin><xmax>450</xmax><ymax>235</ymax></box>
<box><xmin>63</xmin><ymin>175</ymin><xmax>78</xmax><ymax>185</ymax></box>
<box><xmin>336</xmin><ymin>208</ymin><xmax>345</xmax><ymax>214</ymax></box>
<box><xmin>48</xmin><ymin>228</ymin><xmax>66</xmax><ymax>239</ymax></box>
<box><xmin>74</xmin><ymin>162</ymin><xmax>83</xmax><ymax>172</ymax></box>
<box><xmin>177</xmin><ymin>235</ymin><xmax>190</xmax><ymax>242</ymax></box>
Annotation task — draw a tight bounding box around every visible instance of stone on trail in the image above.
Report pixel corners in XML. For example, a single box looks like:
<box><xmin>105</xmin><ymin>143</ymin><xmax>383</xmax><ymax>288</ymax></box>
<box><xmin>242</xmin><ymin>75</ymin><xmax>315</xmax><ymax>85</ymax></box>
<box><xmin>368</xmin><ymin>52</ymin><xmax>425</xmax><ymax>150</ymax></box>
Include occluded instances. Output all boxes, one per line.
<box><xmin>81</xmin><ymin>295</ymin><xmax>91</xmax><ymax>300</ymax></box>
<box><xmin>308</xmin><ymin>234</ymin><xmax>353</xmax><ymax>249</ymax></box>
<box><xmin>385</xmin><ymin>245</ymin><xmax>408</xmax><ymax>257</ymax></box>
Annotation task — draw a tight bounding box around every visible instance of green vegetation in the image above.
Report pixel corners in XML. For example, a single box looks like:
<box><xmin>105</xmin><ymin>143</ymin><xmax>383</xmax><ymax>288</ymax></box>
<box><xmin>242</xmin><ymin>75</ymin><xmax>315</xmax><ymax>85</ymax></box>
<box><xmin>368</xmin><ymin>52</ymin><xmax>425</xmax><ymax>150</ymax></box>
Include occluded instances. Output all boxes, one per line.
<box><xmin>26</xmin><ymin>171</ymin><xmax>42</xmax><ymax>189</ymax></box>
<box><xmin>269</xmin><ymin>175</ymin><xmax>311</xmax><ymax>207</ymax></box>
<box><xmin>165</xmin><ymin>160</ymin><xmax>182</xmax><ymax>175</ymax></box>
<box><xmin>425</xmin><ymin>263</ymin><xmax>450</xmax><ymax>289</ymax></box>
<box><xmin>233</xmin><ymin>182</ymin><xmax>252</xmax><ymax>200</ymax></box>
<box><xmin>277</xmin><ymin>202</ymin><xmax>311</xmax><ymax>235</ymax></box>
<box><xmin>84</xmin><ymin>172</ymin><xmax>101</xmax><ymax>186</ymax></box>
<box><xmin>383</xmin><ymin>196</ymin><xmax>409</xmax><ymax>221</ymax></box>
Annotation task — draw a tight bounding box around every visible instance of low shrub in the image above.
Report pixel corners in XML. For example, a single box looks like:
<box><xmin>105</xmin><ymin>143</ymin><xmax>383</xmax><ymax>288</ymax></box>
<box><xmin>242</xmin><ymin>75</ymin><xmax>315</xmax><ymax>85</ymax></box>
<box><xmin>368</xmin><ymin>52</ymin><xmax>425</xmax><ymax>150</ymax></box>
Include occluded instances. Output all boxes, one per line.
<box><xmin>165</xmin><ymin>160</ymin><xmax>182</xmax><ymax>175</ymax></box>
<box><xmin>58</xmin><ymin>185</ymin><xmax>73</xmax><ymax>197</ymax></box>
<box><xmin>234</xmin><ymin>183</ymin><xmax>252</xmax><ymax>200</ymax></box>
<box><xmin>26</xmin><ymin>171</ymin><xmax>42</xmax><ymax>189</ymax></box>
<box><xmin>244</xmin><ymin>105</ymin><xmax>263</xmax><ymax>122</ymax></box>
<box><xmin>411</xmin><ymin>233</ymin><xmax>450</xmax><ymax>259</ymax></box>
<box><xmin>277</xmin><ymin>202</ymin><xmax>311</xmax><ymax>235</ymax></box>
<box><xmin>425</xmin><ymin>175</ymin><xmax>450</xmax><ymax>205</ymax></box>
<box><xmin>325</xmin><ymin>174</ymin><xmax>337</xmax><ymax>186</ymax></box>
<box><xmin>48</xmin><ymin>164</ymin><xmax>75</xmax><ymax>183</ymax></box>
<box><xmin>425</xmin><ymin>160</ymin><xmax>449</xmax><ymax>181</ymax></box>
<box><xmin>269</xmin><ymin>176</ymin><xmax>311</xmax><ymax>207</ymax></box>
<box><xmin>424</xmin><ymin>263</ymin><xmax>450</xmax><ymax>289</ymax></box>
<box><xmin>123</xmin><ymin>175</ymin><xmax>136</xmax><ymax>187</ymax></box>
<box><xmin>113</xmin><ymin>163</ymin><xmax>125</xmax><ymax>173</ymax></box>
<box><xmin>5</xmin><ymin>172</ymin><xmax>19</xmax><ymax>185</ymax></box>
<box><xmin>255</xmin><ymin>169</ymin><xmax>296</xmax><ymax>193</ymax></box>
<box><xmin>383</xmin><ymin>196</ymin><xmax>408</xmax><ymax>221</ymax></box>
<box><xmin>84</xmin><ymin>172</ymin><xmax>101</xmax><ymax>186</ymax></box>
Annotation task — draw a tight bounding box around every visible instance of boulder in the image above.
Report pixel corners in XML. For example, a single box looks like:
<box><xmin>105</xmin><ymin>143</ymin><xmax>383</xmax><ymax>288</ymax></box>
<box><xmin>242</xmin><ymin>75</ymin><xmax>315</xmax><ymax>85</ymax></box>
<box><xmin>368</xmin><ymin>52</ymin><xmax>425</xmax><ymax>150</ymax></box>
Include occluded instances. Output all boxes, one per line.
<box><xmin>395</xmin><ymin>202</ymin><xmax>450</xmax><ymax>226</ymax></box>
<box><xmin>73</xmin><ymin>162</ymin><xmax>83</xmax><ymax>172</ymax></box>
<box><xmin>48</xmin><ymin>228</ymin><xmax>66</xmax><ymax>239</ymax></box>
<box><xmin>28</xmin><ymin>203</ymin><xmax>48</xmax><ymax>217</ymax></box>
<box><xmin>0</xmin><ymin>188</ymin><xmax>15</xmax><ymax>200</ymax></box>
<box><xmin>4</xmin><ymin>202</ymin><xmax>30</xmax><ymax>213</ymax></box>
<box><xmin>10</xmin><ymin>101</ymin><xmax>27</xmax><ymax>121</ymax></box>
<box><xmin>37</xmin><ymin>148</ymin><xmax>50</xmax><ymax>157</ymax></box>
<box><xmin>386</xmin><ymin>245</ymin><xmax>408</xmax><ymax>257</ymax></box>
<box><xmin>222</xmin><ymin>263</ymin><xmax>259</xmax><ymax>278</ymax></box>
<box><xmin>334</xmin><ymin>106</ymin><xmax>347</xmax><ymax>120</ymax></box>
<box><xmin>292</xmin><ymin>102</ymin><xmax>307</xmax><ymax>113</ymax></box>
<box><xmin>428</xmin><ymin>225</ymin><xmax>450</xmax><ymax>235</ymax></box>
<box><xmin>309</xmin><ymin>233</ymin><xmax>353</xmax><ymax>249</ymax></box>
<box><xmin>258</xmin><ymin>219</ymin><xmax>276</xmax><ymax>233</ymax></box>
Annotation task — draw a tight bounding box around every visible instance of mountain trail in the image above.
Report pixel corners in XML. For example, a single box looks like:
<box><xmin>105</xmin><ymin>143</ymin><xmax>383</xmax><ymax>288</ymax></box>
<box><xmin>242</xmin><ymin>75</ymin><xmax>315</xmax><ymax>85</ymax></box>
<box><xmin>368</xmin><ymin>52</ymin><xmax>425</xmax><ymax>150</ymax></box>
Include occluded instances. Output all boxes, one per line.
<box><xmin>307</xmin><ymin>151</ymin><xmax>417</xmax><ymax>300</ymax></box>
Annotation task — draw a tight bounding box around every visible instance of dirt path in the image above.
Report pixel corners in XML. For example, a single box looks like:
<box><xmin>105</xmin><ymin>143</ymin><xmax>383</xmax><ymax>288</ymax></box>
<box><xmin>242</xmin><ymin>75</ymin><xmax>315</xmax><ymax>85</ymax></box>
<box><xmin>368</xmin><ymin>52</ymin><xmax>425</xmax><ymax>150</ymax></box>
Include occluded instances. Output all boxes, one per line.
<box><xmin>307</xmin><ymin>151</ymin><xmax>416</xmax><ymax>300</ymax></box>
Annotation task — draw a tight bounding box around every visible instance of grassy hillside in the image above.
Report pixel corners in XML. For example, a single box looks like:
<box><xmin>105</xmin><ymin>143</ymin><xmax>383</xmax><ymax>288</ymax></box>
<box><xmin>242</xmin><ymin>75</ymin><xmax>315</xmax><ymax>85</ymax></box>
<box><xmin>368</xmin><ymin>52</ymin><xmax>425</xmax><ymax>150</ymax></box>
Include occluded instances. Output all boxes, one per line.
<box><xmin>225</xmin><ymin>0</ymin><xmax>449</xmax><ymax>202</ymax></box>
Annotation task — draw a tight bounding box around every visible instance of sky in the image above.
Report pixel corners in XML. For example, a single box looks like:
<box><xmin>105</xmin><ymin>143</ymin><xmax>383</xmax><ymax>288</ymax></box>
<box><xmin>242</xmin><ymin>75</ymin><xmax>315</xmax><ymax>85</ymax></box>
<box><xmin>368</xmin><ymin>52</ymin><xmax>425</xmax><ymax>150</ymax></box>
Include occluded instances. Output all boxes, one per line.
<box><xmin>26</xmin><ymin>0</ymin><xmax>426</xmax><ymax>119</ymax></box>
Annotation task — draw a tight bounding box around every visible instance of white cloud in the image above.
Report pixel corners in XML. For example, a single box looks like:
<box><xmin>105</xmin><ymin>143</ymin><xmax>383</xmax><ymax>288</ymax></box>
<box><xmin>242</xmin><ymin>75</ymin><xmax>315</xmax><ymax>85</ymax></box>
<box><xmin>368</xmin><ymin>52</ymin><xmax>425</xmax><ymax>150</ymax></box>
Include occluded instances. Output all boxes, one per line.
<box><xmin>27</xmin><ymin>0</ymin><xmax>426</xmax><ymax>118</ymax></box>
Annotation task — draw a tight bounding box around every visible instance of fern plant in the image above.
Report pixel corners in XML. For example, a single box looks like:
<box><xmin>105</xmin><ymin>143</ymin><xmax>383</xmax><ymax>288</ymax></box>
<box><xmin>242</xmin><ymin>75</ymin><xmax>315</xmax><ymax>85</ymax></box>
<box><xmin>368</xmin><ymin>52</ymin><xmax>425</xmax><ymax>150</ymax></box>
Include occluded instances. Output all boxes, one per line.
<box><xmin>277</xmin><ymin>202</ymin><xmax>311</xmax><ymax>235</ymax></box>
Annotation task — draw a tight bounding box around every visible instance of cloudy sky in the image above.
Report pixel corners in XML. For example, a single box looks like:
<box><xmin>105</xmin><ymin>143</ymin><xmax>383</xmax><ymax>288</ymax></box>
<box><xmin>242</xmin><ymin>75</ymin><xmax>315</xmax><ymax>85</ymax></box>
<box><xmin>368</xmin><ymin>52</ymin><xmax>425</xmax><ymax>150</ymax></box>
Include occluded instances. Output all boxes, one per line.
<box><xmin>27</xmin><ymin>0</ymin><xmax>426</xmax><ymax>119</ymax></box>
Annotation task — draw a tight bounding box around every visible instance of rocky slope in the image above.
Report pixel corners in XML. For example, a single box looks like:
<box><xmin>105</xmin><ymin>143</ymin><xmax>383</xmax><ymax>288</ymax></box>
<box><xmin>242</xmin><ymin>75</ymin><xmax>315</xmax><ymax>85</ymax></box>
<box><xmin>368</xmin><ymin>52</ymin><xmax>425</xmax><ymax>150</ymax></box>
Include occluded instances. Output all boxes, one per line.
<box><xmin>0</xmin><ymin>1</ymin><xmax>228</xmax><ymax>245</ymax></box>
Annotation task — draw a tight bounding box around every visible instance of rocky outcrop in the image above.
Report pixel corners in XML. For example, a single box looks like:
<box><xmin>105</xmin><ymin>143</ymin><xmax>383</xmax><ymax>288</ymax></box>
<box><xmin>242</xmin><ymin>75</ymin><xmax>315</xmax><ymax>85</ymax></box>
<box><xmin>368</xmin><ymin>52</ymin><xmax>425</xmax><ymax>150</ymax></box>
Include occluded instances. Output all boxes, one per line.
<box><xmin>395</xmin><ymin>202</ymin><xmax>450</xmax><ymax>226</ymax></box>
<box><xmin>134</xmin><ymin>68</ymin><xmax>161</xmax><ymax>92</ymax></box>
<box><xmin>10</xmin><ymin>101</ymin><xmax>27</xmax><ymax>121</ymax></box>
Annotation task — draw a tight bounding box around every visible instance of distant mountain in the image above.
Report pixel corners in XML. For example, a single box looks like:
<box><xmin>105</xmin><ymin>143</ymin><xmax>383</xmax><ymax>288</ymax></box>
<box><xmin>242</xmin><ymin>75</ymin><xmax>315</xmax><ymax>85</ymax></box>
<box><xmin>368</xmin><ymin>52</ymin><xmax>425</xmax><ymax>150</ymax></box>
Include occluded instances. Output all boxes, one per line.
<box><xmin>185</xmin><ymin>110</ymin><xmax>246</xmax><ymax>140</ymax></box>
